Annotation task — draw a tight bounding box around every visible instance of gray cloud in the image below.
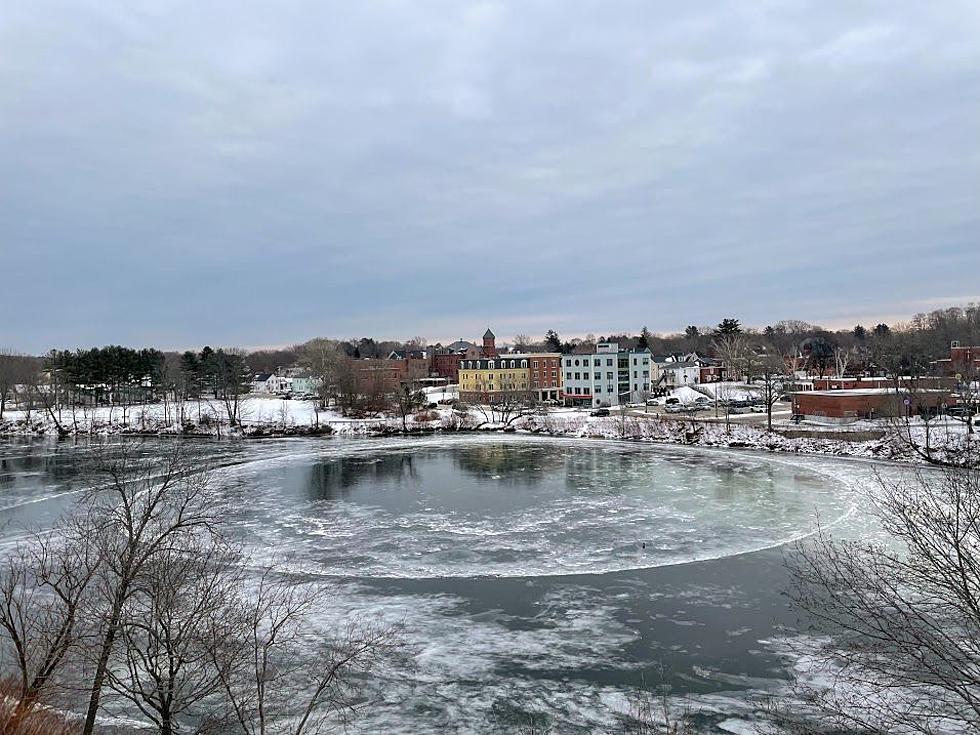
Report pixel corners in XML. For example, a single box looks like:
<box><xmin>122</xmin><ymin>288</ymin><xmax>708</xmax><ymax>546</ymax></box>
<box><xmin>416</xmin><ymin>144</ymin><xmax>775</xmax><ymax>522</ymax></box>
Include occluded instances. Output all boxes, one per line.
<box><xmin>1</xmin><ymin>0</ymin><xmax>979</xmax><ymax>351</ymax></box>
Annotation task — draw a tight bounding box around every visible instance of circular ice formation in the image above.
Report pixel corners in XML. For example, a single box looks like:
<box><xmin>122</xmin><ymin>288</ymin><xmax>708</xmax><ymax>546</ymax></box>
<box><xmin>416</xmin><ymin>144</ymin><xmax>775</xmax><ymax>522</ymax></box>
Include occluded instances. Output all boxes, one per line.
<box><xmin>221</xmin><ymin>436</ymin><xmax>854</xmax><ymax>579</ymax></box>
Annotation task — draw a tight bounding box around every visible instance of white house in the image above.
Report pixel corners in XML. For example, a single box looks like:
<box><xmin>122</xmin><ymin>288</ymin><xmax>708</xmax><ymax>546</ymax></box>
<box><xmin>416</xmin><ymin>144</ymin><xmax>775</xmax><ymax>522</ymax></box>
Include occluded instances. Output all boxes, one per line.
<box><xmin>656</xmin><ymin>361</ymin><xmax>701</xmax><ymax>388</ymax></box>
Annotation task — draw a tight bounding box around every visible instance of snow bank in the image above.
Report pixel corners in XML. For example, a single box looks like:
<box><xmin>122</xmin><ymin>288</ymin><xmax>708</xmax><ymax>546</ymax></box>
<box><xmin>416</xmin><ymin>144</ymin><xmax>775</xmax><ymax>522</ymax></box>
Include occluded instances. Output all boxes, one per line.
<box><xmin>2</xmin><ymin>397</ymin><xmax>973</xmax><ymax>467</ymax></box>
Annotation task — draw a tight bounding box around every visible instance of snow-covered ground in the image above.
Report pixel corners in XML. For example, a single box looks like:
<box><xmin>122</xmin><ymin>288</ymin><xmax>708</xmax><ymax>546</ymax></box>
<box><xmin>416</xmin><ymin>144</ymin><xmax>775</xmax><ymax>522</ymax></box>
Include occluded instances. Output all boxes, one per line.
<box><xmin>2</xmin><ymin>394</ymin><xmax>974</xmax><ymax>466</ymax></box>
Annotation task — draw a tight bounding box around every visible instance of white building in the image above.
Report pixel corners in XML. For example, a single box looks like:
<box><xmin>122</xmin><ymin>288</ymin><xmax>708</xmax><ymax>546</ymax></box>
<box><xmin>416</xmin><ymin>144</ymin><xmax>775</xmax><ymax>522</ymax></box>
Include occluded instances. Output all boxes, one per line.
<box><xmin>562</xmin><ymin>343</ymin><xmax>652</xmax><ymax>408</ymax></box>
<box><xmin>656</xmin><ymin>361</ymin><xmax>700</xmax><ymax>388</ymax></box>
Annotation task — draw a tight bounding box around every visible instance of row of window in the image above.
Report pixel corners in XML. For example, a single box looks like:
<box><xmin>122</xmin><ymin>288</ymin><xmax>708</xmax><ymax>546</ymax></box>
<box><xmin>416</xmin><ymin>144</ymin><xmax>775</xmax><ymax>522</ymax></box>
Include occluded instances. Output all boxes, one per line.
<box><xmin>564</xmin><ymin>356</ymin><xmax>650</xmax><ymax>368</ymax></box>
<box><xmin>461</xmin><ymin>360</ymin><xmax>528</xmax><ymax>369</ymax></box>
<box><xmin>564</xmin><ymin>371</ymin><xmax>650</xmax><ymax>381</ymax></box>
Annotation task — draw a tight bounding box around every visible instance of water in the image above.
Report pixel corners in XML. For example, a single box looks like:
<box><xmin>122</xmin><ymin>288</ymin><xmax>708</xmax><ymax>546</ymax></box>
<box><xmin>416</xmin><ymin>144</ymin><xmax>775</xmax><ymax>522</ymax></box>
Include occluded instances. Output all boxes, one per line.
<box><xmin>0</xmin><ymin>435</ymin><xmax>882</xmax><ymax>733</ymax></box>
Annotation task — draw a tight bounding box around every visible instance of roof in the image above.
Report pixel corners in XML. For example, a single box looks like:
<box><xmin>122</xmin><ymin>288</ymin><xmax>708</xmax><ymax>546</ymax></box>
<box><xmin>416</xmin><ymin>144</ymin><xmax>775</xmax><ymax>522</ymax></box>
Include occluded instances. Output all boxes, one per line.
<box><xmin>484</xmin><ymin>328</ymin><xmax>495</xmax><ymax>339</ymax></box>
<box><xmin>447</xmin><ymin>339</ymin><xmax>476</xmax><ymax>352</ymax></box>
<box><xmin>658</xmin><ymin>361</ymin><xmax>699</xmax><ymax>370</ymax></box>
<box><xmin>798</xmin><ymin>388</ymin><xmax>951</xmax><ymax>397</ymax></box>
<box><xmin>253</xmin><ymin>373</ymin><xmax>272</xmax><ymax>382</ymax></box>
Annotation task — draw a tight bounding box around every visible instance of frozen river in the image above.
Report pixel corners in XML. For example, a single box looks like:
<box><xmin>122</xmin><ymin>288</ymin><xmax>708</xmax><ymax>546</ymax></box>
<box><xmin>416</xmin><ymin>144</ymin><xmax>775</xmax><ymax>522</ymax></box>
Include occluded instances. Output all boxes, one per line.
<box><xmin>0</xmin><ymin>435</ymin><xmax>884</xmax><ymax>733</ymax></box>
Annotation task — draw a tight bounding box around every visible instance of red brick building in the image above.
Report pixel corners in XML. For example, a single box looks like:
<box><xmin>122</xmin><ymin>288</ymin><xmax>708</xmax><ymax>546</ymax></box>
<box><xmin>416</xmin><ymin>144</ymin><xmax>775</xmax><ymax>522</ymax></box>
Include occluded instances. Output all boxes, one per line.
<box><xmin>810</xmin><ymin>376</ymin><xmax>954</xmax><ymax>391</ymax></box>
<box><xmin>430</xmin><ymin>351</ymin><xmax>464</xmax><ymax>383</ymax></box>
<box><xmin>522</xmin><ymin>353</ymin><xmax>562</xmax><ymax>402</ymax></box>
<box><xmin>792</xmin><ymin>388</ymin><xmax>950</xmax><ymax>423</ymax></box>
<box><xmin>934</xmin><ymin>343</ymin><xmax>980</xmax><ymax>377</ymax></box>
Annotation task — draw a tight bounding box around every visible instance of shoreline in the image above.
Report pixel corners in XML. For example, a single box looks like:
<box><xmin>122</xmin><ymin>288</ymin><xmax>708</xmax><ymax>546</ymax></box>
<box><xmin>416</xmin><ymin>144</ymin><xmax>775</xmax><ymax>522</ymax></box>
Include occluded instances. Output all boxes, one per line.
<box><xmin>1</xmin><ymin>405</ymin><xmax>971</xmax><ymax>469</ymax></box>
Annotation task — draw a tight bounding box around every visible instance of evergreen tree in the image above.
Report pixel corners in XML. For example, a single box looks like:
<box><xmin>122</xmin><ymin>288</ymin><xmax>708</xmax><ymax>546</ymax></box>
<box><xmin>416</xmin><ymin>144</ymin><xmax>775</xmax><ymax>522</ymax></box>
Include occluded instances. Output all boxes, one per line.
<box><xmin>545</xmin><ymin>330</ymin><xmax>562</xmax><ymax>353</ymax></box>
<box><xmin>714</xmin><ymin>318</ymin><xmax>742</xmax><ymax>336</ymax></box>
<box><xmin>637</xmin><ymin>326</ymin><xmax>651</xmax><ymax>351</ymax></box>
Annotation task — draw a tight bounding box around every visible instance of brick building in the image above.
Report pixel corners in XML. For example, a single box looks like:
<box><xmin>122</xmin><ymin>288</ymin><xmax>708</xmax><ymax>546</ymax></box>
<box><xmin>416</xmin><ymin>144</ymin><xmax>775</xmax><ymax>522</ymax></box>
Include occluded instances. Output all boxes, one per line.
<box><xmin>520</xmin><ymin>353</ymin><xmax>562</xmax><ymax>402</ymax></box>
<box><xmin>933</xmin><ymin>342</ymin><xmax>980</xmax><ymax>377</ymax></box>
<box><xmin>792</xmin><ymin>388</ymin><xmax>950</xmax><ymax>423</ymax></box>
<box><xmin>809</xmin><ymin>376</ymin><xmax>955</xmax><ymax>391</ymax></box>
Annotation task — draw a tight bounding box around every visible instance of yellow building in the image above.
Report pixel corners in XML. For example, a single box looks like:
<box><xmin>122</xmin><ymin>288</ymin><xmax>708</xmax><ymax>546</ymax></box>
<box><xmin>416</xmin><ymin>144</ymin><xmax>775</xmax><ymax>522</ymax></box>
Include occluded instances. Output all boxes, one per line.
<box><xmin>459</xmin><ymin>357</ymin><xmax>530</xmax><ymax>402</ymax></box>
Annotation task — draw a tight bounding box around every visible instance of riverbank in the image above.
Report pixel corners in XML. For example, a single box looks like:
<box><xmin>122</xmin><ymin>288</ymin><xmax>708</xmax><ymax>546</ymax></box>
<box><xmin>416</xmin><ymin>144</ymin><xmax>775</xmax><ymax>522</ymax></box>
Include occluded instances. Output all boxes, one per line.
<box><xmin>1</xmin><ymin>396</ymin><xmax>974</xmax><ymax>468</ymax></box>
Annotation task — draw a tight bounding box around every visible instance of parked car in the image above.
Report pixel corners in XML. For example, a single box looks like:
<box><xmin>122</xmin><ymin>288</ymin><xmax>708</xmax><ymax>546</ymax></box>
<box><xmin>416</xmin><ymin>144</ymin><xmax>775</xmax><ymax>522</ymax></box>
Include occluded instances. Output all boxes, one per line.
<box><xmin>646</xmin><ymin>397</ymin><xmax>663</xmax><ymax>406</ymax></box>
<box><xmin>664</xmin><ymin>396</ymin><xmax>681</xmax><ymax>406</ymax></box>
<box><xmin>750</xmin><ymin>404</ymin><xmax>766</xmax><ymax>413</ymax></box>
<box><xmin>590</xmin><ymin>408</ymin><xmax>610</xmax><ymax>417</ymax></box>
<box><xmin>729</xmin><ymin>405</ymin><xmax>752</xmax><ymax>414</ymax></box>
<box><xmin>947</xmin><ymin>405</ymin><xmax>976</xmax><ymax>417</ymax></box>
<box><xmin>665</xmin><ymin>404</ymin><xmax>688</xmax><ymax>414</ymax></box>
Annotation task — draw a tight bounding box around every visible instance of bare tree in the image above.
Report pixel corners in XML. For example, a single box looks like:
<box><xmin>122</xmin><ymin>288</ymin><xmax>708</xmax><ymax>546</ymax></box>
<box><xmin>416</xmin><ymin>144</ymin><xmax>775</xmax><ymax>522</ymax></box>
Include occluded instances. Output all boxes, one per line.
<box><xmin>756</xmin><ymin>352</ymin><xmax>788</xmax><ymax>432</ymax></box>
<box><xmin>299</xmin><ymin>339</ymin><xmax>344</xmax><ymax>411</ymax></box>
<box><xmin>513</xmin><ymin>334</ymin><xmax>534</xmax><ymax>352</ymax></box>
<box><xmin>395</xmin><ymin>384</ymin><xmax>425</xmax><ymax>432</ymax></box>
<box><xmin>77</xmin><ymin>442</ymin><xmax>223</xmax><ymax>735</ymax></box>
<box><xmin>471</xmin><ymin>391</ymin><xmax>538</xmax><ymax>428</ymax></box>
<box><xmin>833</xmin><ymin>345</ymin><xmax>855</xmax><ymax>378</ymax></box>
<box><xmin>212</xmin><ymin>568</ymin><xmax>401</xmax><ymax>735</ymax></box>
<box><xmin>787</xmin><ymin>461</ymin><xmax>980</xmax><ymax>732</ymax></box>
<box><xmin>712</xmin><ymin>334</ymin><xmax>749</xmax><ymax>382</ymax></box>
<box><xmin>106</xmin><ymin>537</ymin><xmax>242</xmax><ymax>735</ymax></box>
<box><xmin>0</xmin><ymin>520</ymin><xmax>101</xmax><ymax>721</ymax></box>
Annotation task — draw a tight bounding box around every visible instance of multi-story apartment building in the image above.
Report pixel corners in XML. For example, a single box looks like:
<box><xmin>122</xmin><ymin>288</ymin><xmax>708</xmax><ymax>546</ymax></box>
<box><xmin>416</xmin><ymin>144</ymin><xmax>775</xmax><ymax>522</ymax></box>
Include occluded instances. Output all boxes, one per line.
<box><xmin>459</xmin><ymin>356</ymin><xmax>531</xmax><ymax>403</ymax></box>
<box><xmin>561</xmin><ymin>343</ymin><xmax>652</xmax><ymax>408</ymax></box>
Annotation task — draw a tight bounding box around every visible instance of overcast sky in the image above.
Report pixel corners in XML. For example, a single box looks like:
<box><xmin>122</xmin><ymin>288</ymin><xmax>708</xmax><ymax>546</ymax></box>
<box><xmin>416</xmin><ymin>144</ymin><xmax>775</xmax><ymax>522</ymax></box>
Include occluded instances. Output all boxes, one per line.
<box><xmin>2</xmin><ymin>1</ymin><xmax>979</xmax><ymax>353</ymax></box>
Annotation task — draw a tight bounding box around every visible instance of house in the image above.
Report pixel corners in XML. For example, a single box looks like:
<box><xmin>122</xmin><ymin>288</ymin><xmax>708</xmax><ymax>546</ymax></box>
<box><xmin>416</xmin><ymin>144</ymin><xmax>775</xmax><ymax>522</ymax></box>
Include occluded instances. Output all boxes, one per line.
<box><xmin>290</xmin><ymin>375</ymin><xmax>319</xmax><ymax>395</ymax></box>
<box><xmin>266</xmin><ymin>374</ymin><xmax>293</xmax><ymax>394</ymax></box>
<box><xmin>562</xmin><ymin>343</ymin><xmax>652</xmax><ymax>408</ymax></box>
<box><xmin>251</xmin><ymin>373</ymin><xmax>274</xmax><ymax>393</ymax></box>
<box><xmin>655</xmin><ymin>360</ymin><xmax>700</xmax><ymax>389</ymax></box>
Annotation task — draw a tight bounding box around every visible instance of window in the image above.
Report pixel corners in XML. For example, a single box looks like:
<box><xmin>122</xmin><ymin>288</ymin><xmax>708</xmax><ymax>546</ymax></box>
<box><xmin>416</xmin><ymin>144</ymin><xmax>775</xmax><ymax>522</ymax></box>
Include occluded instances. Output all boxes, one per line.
<box><xmin>533</xmin><ymin>361</ymin><xmax>538</xmax><ymax>368</ymax></box>
<box><xmin>565</xmin><ymin>358</ymin><xmax>572</xmax><ymax>367</ymax></box>
<box><xmin>574</xmin><ymin>372</ymin><xmax>580</xmax><ymax>380</ymax></box>
<box><xmin>607</xmin><ymin>372</ymin><xmax>613</xmax><ymax>380</ymax></box>
<box><xmin>633</xmin><ymin>371</ymin><xmax>637</xmax><ymax>378</ymax></box>
<box><xmin>583</xmin><ymin>372</ymin><xmax>590</xmax><ymax>380</ymax></box>
<box><xmin>606</xmin><ymin>359</ymin><xmax>613</xmax><ymax>366</ymax></box>
<box><xmin>595</xmin><ymin>385</ymin><xmax>602</xmax><ymax>392</ymax></box>
<box><xmin>488</xmin><ymin>361</ymin><xmax>495</xmax><ymax>369</ymax></box>
<box><xmin>594</xmin><ymin>359</ymin><xmax>600</xmax><ymax>367</ymax></box>
<box><xmin>566</xmin><ymin>372</ymin><xmax>572</xmax><ymax>381</ymax></box>
<box><xmin>574</xmin><ymin>359</ymin><xmax>580</xmax><ymax>367</ymax></box>
<box><xmin>583</xmin><ymin>387</ymin><xmax>590</xmax><ymax>395</ymax></box>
